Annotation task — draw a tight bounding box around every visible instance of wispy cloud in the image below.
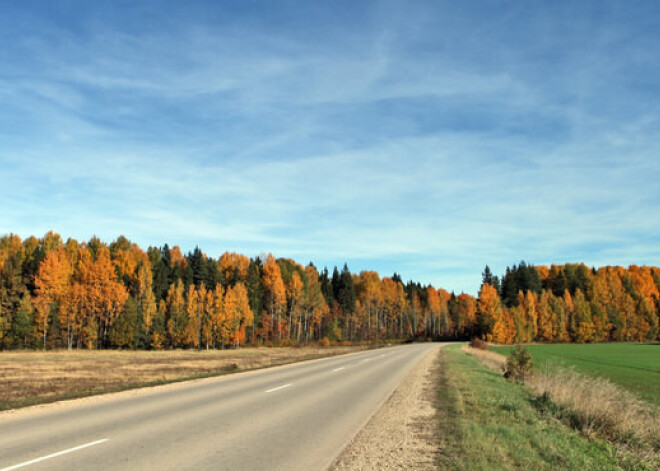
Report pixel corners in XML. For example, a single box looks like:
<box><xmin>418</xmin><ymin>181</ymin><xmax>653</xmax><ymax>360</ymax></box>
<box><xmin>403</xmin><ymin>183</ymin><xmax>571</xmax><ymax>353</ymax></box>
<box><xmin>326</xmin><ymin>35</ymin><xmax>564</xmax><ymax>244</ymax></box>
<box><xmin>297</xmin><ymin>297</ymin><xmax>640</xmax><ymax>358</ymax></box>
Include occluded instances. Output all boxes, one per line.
<box><xmin>1</xmin><ymin>1</ymin><xmax>659</xmax><ymax>293</ymax></box>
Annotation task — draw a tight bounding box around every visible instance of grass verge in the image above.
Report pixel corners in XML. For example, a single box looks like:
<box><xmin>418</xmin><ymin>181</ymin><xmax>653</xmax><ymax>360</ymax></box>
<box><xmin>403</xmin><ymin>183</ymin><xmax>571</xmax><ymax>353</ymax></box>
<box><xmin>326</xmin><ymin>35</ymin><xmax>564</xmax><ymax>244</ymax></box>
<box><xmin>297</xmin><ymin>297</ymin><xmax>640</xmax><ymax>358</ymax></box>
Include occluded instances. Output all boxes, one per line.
<box><xmin>436</xmin><ymin>345</ymin><xmax>629</xmax><ymax>470</ymax></box>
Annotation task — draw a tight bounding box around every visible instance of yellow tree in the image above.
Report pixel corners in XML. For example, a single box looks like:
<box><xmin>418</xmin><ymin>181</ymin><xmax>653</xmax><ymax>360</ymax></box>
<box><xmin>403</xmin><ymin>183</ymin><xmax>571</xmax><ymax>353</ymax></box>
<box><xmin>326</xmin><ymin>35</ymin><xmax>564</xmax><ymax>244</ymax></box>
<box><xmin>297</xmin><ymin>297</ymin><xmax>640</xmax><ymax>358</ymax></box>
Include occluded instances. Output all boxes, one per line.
<box><xmin>437</xmin><ymin>289</ymin><xmax>452</xmax><ymax>338</ymax></box>
<box><xmin>41</xmin><ymin>231</ymin><xmax>63</xmax><ymax>255</ymax></box>
<box><xmin>196</xmin><ymin>284</ymin><xmax>208</xmax><ymax>349</ymax></box>
<box><xmin>218</xmin><ymin>252</ymin><xmax>250</xmax><ymax>286</ymax></box>
<box><xmin>229</xmin><ymin>283</ymin><xmax>253</xmax><ymax>347</ymax></box>
<box><xmin>63</xmin><ymin>238</ymin><xmax>81</xmax><ymax>270</ymax></box>
<box><xmin>202</xmin><ymin>287</ymin><xmax>215</xmax><ymax>348</ymax></box>
<box><xmin>629</xmin><ymin>265</ymin><xmax>659</xmax><ymax>302</ymax></box>
<box><xmin>185</xmin><ymin>284</ymin><xmax>207</xmax><ymax>349</ymax></box>
<box><xmin>426</xmin><ymin>287</ymin><xmax>441</xmax><ymax>338</ymax></box>
<box><xmin>169</xmin><ymin>246</ymin><xmax>187</xmax><ymax>272</ymax></box>
<box><xmin>634</xmin><ymin>297</ymin><xmax>657</xmax><ymax>341</ymax></box>
<box><xmin>70</xmin><ymin>270</ymin><xmax>93</xmax><ymax>348</ymax></box>
<box><xmin>262</xmin><ymin>254</ymin><xmax>286</xmax><ymax>342</ymax></box>
<box><xmin>209</xmin><ymin>283</ymin><xmax>229</xmax><ymax>347</ymax></box>
<box><xmin>477</xmin><ymin>283</ymin><xmax>501</xmax><ymax>341</ymax></box>
<box><xmin>150</xmin><ymin>300</ymin><xmax>167</xmax><ymax>349</ymax></box>
<box><xmin>356</xmin><ymin>271</ymin><xmax>381</xmax><ymax>339</ymax></box>
<box><xmin>223</xmin><ymin>284</ymin><xmax>238</xmax><ymax>346</ymax></box>
<box><xmin>286</xmin><ymin>272</ymin><xmax>303</xmax><ymax>341</ymax></box>
<box><xmin>74</xmin><ymin>247</ymin><xmax>128</xmax><ymax>348</ymax></box>
<box><xmin>0</xmin><ymin>234</ymin><xmax>23</xmax><ymax>271</ymax></box>
<box><xmin>166</xmin><ymin>280</ymin><xmax>187</xmax><ymax>347</ymax></box>
<box><xmin>536</xmin><ymin>290</ymin><xmax>555</xmax><ymax>342</ymax></box>
<box><xmin>34</xmin><ymin>248</ymin><xmax>73</xmax><ymax>348</ymax></box>
<box><xmin>562</xmin><ymin>289</ymin><xmax>574</xmax><ymax>338</ymax></box>
<box><xmin>572</xmin><ymin>289</ymin><xmax>595</xmax><ymax>342</ymax></box>
<box><xmin>523</xmin><ymin>291</ymin><xmax>539</xmax><ymax>342</ymax></box>
<box><xmin>111</xmin><ymin>240</ymin><xmax>145</xmax><ymax>292</ymax></box>
<box><xmin>502</xmin><ymin>308</ymin><xmax>517</xmax><ymax>344</ymax></box>
<box><xmin>457</xmin><ymin>293</ymin><xmax>477</xmax><ymax>338</ymax></box>
<box><xmin>549</xmin><ymin>294</ymin><xmax>568</xmax><ymax>342</ymax></box>
<box><xmin>302</xmin><ymin>264</ymin><xmax>326</xmax><ymax>343</ymax></box>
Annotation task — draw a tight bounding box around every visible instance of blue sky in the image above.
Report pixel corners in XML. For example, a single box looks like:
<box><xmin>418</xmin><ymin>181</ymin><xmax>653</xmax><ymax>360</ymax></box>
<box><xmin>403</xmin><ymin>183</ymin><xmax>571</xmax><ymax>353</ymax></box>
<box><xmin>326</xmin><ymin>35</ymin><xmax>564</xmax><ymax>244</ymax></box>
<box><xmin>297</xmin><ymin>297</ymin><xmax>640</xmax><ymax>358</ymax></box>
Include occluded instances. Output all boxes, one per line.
<box><xmin>1</xmin><ymin>1</ymin><xmax>659</xmax><ymax>294</ymax></box>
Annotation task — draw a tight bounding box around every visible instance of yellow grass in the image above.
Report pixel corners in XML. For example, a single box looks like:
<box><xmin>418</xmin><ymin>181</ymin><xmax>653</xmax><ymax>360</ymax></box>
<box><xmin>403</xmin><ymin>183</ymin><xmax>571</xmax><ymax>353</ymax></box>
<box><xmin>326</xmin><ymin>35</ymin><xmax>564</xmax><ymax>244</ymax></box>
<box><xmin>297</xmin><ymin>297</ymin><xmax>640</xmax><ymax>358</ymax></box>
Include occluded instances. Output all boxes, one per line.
<box><xmin>0</xmin><ymin>346</ymin><xmax>367</xmax><ymax>410</ymax></box>
<box><xmin>530</xmin><ymin>368</ymin><xmax>660</xmax><ymax>456</ymax></box>
<box><xmin>462</xmin><ymin>345</ymin><xmax>506</xmax><ymax>372</ymax></box>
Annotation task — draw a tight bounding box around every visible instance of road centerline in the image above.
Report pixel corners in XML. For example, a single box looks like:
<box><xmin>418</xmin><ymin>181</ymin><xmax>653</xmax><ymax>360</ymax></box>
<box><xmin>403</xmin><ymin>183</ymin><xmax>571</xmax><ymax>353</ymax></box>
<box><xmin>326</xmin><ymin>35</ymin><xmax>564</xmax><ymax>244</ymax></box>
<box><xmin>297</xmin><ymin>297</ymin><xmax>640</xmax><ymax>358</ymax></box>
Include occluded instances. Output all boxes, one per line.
<box><xmin>0</xmin><ymin>439</ymin><xmax>109</xmax><ymax>471</ymax></box>
<box><xmin>332</xmin><ymin>367</ymin><xmax>345</xmax><ymax>372</ymax></box>
<box><xmin>265</xmin><ymin>383</ymin><xmax>293</xmax><ymax>393</ymax></box>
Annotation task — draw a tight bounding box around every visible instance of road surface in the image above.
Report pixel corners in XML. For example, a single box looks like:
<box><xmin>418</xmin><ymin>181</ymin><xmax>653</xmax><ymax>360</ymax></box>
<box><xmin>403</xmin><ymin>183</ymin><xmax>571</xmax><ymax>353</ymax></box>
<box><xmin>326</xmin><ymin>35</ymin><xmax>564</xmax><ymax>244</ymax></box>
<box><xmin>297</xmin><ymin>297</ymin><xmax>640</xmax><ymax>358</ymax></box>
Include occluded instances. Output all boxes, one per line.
<box><xmin>0</xmin><ymin>343</ymin><xmax>442</xmax><ymax>471</ymax></box>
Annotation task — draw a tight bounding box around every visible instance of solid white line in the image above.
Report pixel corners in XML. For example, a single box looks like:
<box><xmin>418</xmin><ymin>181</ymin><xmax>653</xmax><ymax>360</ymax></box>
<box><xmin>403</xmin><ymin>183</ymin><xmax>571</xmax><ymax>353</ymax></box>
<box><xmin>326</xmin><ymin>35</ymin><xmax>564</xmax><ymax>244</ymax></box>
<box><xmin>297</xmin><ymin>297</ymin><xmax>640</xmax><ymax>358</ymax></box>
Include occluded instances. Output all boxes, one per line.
<box><xmin>265</xmin><ymin>383</ymin><xmax>292</xmax><ymax>393</ymax></box>
<box><xmin>1</xmin><ymin>439</ymin><xmax>109</xmax><ymax>471</ymax></box>
<box><xmin>332</xmin><ymin>367</ymin><xmax>345</xmax><ymax>372</ymax></box>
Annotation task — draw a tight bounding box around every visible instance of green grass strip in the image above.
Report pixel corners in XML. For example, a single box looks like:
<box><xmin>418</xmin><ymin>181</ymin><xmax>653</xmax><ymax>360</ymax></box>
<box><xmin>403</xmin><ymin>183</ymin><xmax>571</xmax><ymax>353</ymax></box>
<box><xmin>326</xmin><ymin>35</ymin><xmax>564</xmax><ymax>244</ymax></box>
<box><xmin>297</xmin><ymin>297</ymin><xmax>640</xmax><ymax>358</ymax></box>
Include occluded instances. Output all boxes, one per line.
<box><xmin>436</xmin><ymin>345</ymin><xmax>628</xmax><ymax>470</ymax></box>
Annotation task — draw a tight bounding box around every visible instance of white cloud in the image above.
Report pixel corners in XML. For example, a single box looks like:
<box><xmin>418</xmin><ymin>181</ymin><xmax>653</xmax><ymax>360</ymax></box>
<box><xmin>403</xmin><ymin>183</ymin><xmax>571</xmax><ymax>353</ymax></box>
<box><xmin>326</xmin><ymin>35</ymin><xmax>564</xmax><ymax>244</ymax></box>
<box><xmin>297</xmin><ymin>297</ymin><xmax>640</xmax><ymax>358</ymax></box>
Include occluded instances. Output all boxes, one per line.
<box><xmin>1</xmin><ymin>1</ymin><xmax>660</xmax><ymax>294</ymax></box>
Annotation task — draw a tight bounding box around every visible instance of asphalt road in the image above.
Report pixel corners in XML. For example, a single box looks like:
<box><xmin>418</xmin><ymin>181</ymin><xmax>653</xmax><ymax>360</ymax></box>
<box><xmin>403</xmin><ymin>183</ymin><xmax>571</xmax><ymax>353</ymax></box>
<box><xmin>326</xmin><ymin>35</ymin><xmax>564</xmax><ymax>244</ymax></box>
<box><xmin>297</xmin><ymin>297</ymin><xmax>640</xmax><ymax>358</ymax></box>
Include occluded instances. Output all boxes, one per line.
<box><xmin>0</xmin><ymin>343</ymin><xmax>442</xmax><ymax>471</ymax></box>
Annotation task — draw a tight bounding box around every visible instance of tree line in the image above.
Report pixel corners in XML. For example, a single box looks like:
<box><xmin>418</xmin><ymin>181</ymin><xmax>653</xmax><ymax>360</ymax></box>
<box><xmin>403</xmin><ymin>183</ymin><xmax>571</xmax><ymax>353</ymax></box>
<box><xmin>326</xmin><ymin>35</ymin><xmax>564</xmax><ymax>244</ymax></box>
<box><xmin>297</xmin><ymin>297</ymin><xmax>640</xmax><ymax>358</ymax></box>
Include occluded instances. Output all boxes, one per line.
<box><xmin>479</xmin><ymin>262</ymin><xmax>660</xmax><ymax>343</ymax></box>
<box><xmin>0</xmin><ymin>232</ymin><xmax>658</xmax><ymax>349</ymax></box>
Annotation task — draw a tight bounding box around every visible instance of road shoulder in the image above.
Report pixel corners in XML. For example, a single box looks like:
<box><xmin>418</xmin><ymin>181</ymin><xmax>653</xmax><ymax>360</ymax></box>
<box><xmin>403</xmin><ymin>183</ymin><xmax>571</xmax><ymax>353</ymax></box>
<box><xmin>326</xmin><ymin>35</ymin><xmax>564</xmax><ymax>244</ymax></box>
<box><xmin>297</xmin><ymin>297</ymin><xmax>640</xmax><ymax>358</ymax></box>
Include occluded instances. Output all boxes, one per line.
<box><xmin>330</xmin><ymin>344</ymin><xmax>442</xmax><ymax>470</ymax></box>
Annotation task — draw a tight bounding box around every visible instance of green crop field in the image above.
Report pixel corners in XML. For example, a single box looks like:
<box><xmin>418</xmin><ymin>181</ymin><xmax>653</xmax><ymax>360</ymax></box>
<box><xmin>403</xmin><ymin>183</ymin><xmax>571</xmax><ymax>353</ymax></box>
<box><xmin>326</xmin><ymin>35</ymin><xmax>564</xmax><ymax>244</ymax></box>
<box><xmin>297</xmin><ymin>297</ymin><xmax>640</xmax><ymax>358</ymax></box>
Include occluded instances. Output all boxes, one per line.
<box><xmin>492</xmin><ymin>343</ymin><xmax>660</xmax><ymax>406</ymax></box>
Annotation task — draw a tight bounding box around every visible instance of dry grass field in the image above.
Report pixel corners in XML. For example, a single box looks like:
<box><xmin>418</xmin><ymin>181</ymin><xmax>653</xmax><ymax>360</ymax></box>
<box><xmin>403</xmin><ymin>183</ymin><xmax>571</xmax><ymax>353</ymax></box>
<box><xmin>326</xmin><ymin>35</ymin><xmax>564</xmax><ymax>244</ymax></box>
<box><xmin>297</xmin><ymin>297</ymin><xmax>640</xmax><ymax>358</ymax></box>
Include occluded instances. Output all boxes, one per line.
<box><xmin>0</xmin><ymin>346</ymin><xmax>368</xmax><ymax>410</ymax></box>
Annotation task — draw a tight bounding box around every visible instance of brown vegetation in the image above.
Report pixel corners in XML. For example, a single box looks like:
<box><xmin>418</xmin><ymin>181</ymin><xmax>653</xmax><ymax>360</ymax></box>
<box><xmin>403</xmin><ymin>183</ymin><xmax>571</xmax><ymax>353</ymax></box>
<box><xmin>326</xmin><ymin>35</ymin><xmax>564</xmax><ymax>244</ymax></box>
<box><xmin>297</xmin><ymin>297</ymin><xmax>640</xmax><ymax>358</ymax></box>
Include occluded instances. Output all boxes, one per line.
<box><xmin>0</xmin><ymin>346</ymin><xmax>366</xmax><ymax>410</ymax></box>
<box><xmin>468</xmin><ymin>337</ymin><xmax>489</xmax><ymax>350</ymax></box>
<box><xmin>462</xmin><ymin>345</ymin><xmax>506</xmax><ymax>373</ymax></box>
<box><xmin>530</xmin><ymin>369</ymin><xmax>660</xmax><ymax>458</ymax></box>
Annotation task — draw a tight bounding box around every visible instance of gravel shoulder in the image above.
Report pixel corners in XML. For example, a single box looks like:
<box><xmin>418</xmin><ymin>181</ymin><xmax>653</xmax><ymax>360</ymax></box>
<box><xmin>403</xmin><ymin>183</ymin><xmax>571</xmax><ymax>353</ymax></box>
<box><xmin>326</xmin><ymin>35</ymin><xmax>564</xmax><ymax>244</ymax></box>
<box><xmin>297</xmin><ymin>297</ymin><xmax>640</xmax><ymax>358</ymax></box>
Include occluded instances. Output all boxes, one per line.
<box><xmin>330</xmin><ymin>344</ymin><xmax>443</xmax><ymax>470</ymax></box>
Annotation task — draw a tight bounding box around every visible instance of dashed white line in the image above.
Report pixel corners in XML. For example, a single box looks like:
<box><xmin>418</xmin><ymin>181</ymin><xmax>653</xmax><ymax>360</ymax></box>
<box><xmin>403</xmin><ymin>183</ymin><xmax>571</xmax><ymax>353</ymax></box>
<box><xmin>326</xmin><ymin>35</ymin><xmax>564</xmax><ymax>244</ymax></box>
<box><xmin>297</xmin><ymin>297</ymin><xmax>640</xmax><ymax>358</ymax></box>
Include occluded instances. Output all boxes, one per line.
<box><xmin>265</xmin><ymin>383</ymin><xmax>292</xmax><ymax>393</ymax></box>
<box><xmin>1</xmin><ymin>439</ymin><xmax>109</xmax><ymax>471</ymax></box>
<box><xmin>332</xmin><ymin>367</ymin><xmax>346</xmax><ymax>372</ymax></box>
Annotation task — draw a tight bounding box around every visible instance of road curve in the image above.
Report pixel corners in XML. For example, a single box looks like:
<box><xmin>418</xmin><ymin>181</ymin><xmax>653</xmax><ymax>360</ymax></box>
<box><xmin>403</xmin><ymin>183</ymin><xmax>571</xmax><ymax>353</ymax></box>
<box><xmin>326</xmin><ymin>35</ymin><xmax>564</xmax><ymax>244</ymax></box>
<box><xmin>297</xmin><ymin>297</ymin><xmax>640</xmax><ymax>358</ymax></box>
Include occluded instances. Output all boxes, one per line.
<box><xmin>0</xmin><ymin>343</ymin><xmax>443</xmax><ymax>471</ymax></box>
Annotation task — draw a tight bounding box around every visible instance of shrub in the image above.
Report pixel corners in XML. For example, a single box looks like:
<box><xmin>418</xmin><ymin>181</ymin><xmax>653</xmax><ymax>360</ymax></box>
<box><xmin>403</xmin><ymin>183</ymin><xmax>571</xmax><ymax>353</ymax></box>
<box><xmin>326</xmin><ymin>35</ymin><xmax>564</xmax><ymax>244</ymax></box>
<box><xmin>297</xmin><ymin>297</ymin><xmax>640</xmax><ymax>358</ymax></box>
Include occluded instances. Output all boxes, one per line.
<box><xmin>504</xmin><ymin>345</ymin><xmax>533</xmax><ymax>382</ymax></box>
<box><xmin>469</xmin><ymin>337</ymin><xmax>489</xmax><ymax>350</ymax></box>
<box><xmin>319</xmin><ymin>337</ymin><xmax>331</xmax><ymax>347</ymax></box>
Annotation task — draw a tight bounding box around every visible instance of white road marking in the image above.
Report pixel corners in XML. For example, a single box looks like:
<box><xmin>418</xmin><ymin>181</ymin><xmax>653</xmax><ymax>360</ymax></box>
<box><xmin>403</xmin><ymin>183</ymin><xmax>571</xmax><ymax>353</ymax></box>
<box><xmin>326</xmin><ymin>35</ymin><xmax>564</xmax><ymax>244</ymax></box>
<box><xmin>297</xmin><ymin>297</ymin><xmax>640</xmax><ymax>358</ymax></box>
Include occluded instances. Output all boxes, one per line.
<box><xmin>361</xmin><ymin>358</ymin><xmax>371</xmax><ymax>363</ymax></box>
<box><xmin>1</xmin><ymin>439</ymin><xmax>109</xmax><ymax>471</ymax></box>
<box><xmin>332</xmin><ymin>367</ymin><xmax>345</xmax><ymax>372</ymax></box>
<box><xmin>265</xmin><ymin>383</ymin><xmax>292</xmax><ymax>393</ymax></box>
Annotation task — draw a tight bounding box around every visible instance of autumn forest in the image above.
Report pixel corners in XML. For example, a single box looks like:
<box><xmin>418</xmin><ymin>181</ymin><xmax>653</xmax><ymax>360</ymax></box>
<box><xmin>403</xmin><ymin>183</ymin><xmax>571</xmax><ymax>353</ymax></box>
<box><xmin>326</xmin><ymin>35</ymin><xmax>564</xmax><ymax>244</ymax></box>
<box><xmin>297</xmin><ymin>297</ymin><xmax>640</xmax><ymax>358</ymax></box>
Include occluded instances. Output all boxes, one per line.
<box><xmin>0</xmin><ymin>232</ymin><xmax>658</xmax><ymax>350</ymax></box>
